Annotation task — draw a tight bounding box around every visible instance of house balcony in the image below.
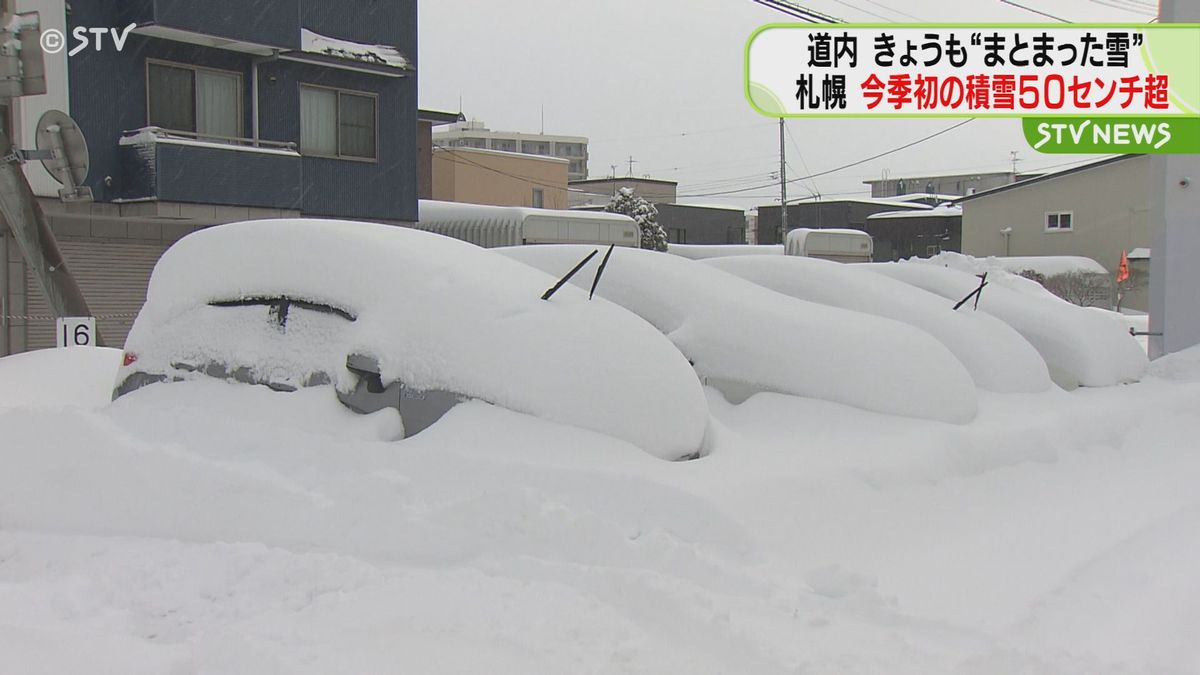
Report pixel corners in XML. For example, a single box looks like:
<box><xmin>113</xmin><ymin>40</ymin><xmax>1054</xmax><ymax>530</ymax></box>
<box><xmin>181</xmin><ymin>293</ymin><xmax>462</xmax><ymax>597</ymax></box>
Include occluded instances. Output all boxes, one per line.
<box><xmin>118</xmin><ymin>127</ymin><xmax>302</xmax><ymax>212</ymax></box>
<box><xmin>122</xmin><ymin>0</ymin><xmax>301</xmax><ymax>54</ymax></box>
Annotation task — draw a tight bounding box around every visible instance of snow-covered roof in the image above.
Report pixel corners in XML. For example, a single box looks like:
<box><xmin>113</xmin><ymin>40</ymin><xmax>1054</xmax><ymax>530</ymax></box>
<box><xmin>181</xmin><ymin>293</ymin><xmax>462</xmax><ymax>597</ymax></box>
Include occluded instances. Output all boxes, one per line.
<box><xmin>122</xmin><ymin>219</ymin><xmax>707</xmax><ymax>459</ymax></box>
<box><xmin>1128</xmin><ymin>247</ymin><xmax>1151</xmax><ymax>260</ymax></box>
<box><xmin>300</xmin><ymin>28</ymin><xmax>411</xmax><ymax>70</ymax></box>
<box><xmin>419</xmin><ymin>200</ymin><xmax>634</xmax><ymax>225</ymax></box>
<box><xmin>790</xmin><ymin>197</ymin><xmax>931</xmax><ymax>210</ymax></box>
<box><xmin>888</xmin><ymin>193</ymin><xmax>961</xmax><ymax>204</ymax></box>
<box><xmin>868</xmin><ymin>205</ymin><xmax>962</xmax><ymax>220</ymax></box>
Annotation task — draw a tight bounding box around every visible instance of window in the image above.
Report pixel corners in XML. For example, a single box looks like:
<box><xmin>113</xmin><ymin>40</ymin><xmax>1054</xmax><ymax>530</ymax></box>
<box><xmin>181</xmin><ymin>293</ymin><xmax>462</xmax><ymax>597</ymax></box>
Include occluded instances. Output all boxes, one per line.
<box><xmin>532</xmin><ymin>188</ymin><xmax>544</xmax><ymax>208</ymax></box>
<box><xmin>1046</xmin><ymin>211</ymin><xmax>1073</xmax><ymax>231</ymax></box>
<box><xmin>300</xmin><ymin>85</ymin><xmax>377</xmax><ymax>160</ymax></box>
<box><xmin>147</xmin><ymin>61</ymin><xmax>242</xmax><ymax>139</ymax></box>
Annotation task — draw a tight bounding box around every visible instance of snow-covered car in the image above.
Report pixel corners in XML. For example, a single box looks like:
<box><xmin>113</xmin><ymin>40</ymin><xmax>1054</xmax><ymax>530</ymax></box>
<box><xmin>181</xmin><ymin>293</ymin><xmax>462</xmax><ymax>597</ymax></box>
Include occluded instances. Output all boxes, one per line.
<box><xmin>700</xmin><ymin>255</ymin><xmax>1052</xmax><ymax>394</ymax></box>
<box><xmin>499</xmin><ymin>244</ymin><xmax>980</xmax><ymax>424</ymax></box>
<box><xmin>114</xmin><ymin>219</ymin><xmax>711</xmax><ymax>460</ymax></box>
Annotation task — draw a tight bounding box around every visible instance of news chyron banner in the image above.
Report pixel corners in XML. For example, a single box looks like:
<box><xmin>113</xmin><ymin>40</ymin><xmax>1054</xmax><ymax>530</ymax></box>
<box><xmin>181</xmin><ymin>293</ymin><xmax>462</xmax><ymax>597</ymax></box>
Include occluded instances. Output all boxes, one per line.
<box><xmin>746</xmin><ymin>24</ymin><xmax>1200</xmax><ymax>154</ymax></box>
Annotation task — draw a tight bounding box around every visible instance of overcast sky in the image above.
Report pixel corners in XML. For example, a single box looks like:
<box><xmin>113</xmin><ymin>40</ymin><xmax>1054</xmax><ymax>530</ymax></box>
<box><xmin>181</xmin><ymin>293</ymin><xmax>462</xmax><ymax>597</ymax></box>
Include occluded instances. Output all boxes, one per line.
<box><xmin>417</xmin><ymin>0</ymin><xmax>1157</xmax><ymax>209</ymax></box>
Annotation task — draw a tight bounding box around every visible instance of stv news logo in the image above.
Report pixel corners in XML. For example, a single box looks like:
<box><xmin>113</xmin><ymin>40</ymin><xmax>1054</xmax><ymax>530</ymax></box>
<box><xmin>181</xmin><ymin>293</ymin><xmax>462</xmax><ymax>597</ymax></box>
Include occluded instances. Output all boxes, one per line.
<box><xmin>40</xmin><ymin>23</ymin><xmax>136</xmax><ymax>57</ymax></box>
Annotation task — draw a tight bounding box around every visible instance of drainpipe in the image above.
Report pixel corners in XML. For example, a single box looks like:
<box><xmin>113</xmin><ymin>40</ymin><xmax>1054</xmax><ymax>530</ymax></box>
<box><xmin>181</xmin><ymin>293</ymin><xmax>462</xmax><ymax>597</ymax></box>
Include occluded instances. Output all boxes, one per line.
<box><xmin>250</xmin><ymin>54</ymin><xmax>278</xmax><ymax>146</ymax></box>
<box><xmin>1000</xmin><ymin>227</ymin><xmax>1012</xmax><ymax>256</ymax></box>
<box><xmin>1</xmin><ymin>229</ymin><xmax>8</xmax><ymax>356</ymax></box>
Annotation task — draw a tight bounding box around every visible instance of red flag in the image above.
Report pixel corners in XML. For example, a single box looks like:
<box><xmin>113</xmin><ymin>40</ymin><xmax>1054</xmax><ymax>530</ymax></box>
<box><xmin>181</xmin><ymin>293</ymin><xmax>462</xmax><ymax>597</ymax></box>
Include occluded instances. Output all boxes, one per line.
<box><xmin>1116</xmin><ymin>250</ymin><xmax>1131</xmax><ymax>284</ymax></box>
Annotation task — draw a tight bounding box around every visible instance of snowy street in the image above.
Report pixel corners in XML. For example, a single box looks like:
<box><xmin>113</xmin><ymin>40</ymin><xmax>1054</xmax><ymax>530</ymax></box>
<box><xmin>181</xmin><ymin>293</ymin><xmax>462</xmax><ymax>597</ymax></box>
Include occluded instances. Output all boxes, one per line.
<box><xmin>2</xmin><ymin>344</ymin><xmax>1198</xmax><ymax>674</ymax></box>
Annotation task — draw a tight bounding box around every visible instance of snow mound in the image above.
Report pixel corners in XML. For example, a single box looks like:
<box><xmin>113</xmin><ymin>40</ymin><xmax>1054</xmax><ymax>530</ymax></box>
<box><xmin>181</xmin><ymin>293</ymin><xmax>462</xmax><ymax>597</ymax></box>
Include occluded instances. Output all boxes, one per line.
<box><xmin>867</xmin><ymin>261</ymin><xmax>1147</xmax><ymax>388</ymax></box>
<box><xmin>122</xmin><ymin>219</ymin><xmax>709</xmax><ymax>460</ymax></box>
<box><xmin>667</xmin><ymin>244</ymin><xmax>782</xmax><ymax>259</ymax></box>
<box><xmin>702</xmin><ymin>255</ymin><xmax>1051</xmax><ymax>393</ymax></box>
<box><xmin>0</xmin><ymin>347</ymin><xmax>123</xmax><ymax>409</ymax></box>
<box><xmin>499</xmin><ymin>245</ymin><xmax>978</xmax><ymax>423</ymax></box>
<box><xmin>927</xmin><ymin>251</ymin><xmax>1108</xmax><ymax>280</ymax></box>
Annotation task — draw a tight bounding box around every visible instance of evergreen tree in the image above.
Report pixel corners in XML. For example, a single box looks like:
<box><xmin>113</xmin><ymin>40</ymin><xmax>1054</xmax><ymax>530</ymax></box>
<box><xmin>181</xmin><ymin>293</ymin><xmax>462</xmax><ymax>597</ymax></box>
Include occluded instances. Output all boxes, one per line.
<box><xmin>605</xmin><ymin>187</ymin><xmax>668</xmax><ymax>251</ymax></box>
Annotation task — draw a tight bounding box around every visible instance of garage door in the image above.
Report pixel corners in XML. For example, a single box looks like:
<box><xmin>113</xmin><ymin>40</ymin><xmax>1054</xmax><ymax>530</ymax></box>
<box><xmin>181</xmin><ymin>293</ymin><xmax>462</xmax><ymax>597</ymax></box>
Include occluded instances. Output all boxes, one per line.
<box><xmin>25</xmin><ymin>238</ymin><xmax>170</xmax><ymax>350</ymax></box>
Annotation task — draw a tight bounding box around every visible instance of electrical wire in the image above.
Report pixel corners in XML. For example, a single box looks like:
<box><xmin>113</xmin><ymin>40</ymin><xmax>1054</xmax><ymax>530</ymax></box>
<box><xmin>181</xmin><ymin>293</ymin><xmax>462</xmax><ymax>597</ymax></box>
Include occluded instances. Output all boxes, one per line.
<box><xmin>679</xmin><ymin>119</ymin><xmax>975</xmax><ymax>197</ymax></box>
<box><xmin>998</xmin><ymin>0</ymin><xmax>1071</xmax><ymax>22</ymax></box>
<box><xmin>433</xmin><ymin>145</ymin><xmax>570</xmax><ymax>191</ymax></box>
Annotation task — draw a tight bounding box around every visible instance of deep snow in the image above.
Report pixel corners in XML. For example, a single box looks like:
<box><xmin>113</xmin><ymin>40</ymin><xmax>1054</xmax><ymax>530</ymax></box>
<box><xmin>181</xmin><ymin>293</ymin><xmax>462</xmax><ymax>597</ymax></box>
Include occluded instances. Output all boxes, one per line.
<box><xmin>2</xmin><ymin>341</ymin><xmax>1199</xmax><ymax>673</ymax></box>
<box><xmin>499</xmin><ymin>245</ymin><xmax>979</xmax><ymax>423</ymax></box>
<box><xmin>121</xmin><ymin>219</ymin><xmax>709</xmax><ymax>460</ymax></box>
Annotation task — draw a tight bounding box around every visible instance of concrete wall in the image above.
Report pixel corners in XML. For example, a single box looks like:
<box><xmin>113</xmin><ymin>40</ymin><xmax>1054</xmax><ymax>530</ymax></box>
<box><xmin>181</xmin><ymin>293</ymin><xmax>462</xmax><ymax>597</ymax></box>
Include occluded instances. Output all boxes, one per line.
<box><xmin>864</xmin><ymin>215</ymin><xmax>961</xmax><ymax>261</ymax></box>
<box><xmin>656</xmin><ymin>204</ymin><xmax>745</xmax><ymax>245</ymax></box>
<box><xmin>756</xmin><ymin>202</ymin><xmax>907</xmax><ymax>245</ymax></box>
<box><xmin>961</xmin><ymin>156</ymin><xmax>1150</xmax><ymax>310</ymax></box>
<box><xmin>432</xmin><ymin>147</ymin><xmax>568</xmax><ymax>209</ymax></box>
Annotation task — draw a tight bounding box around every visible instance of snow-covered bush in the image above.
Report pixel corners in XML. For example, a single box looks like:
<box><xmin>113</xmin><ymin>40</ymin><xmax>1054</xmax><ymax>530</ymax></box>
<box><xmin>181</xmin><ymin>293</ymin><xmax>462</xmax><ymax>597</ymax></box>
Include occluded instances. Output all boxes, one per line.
<box><xmin>606</xmin><ymin>188</ymin><xmax>667</xmax><ymax>251</ymax></box>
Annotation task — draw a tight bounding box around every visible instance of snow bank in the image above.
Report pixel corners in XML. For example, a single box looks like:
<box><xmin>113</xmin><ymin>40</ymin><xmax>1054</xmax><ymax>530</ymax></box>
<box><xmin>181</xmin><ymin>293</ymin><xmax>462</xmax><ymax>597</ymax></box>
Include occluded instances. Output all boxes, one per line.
<box><xmin>499</xmin><ymin>245</ymin><xmax>978</xmax><ymax>423</ymax></box>
<box><xmin>122</xmin><ymin>219</ymin><xmax>709</xmax><ymax>460</ymax></box>
<box><xmin>867</xmin><ymin>261</ymin><xmax>1147</xmax><ymax>388</ymax></box>
<box><xmin>701</xmin><ymin>255</ymin><xmax>1051</xmax><ymax>393</ymax></box>
<box><xmin>928</xmin><ymin>251</ymin><xmax>1109</xmax><ymax>277</ymax></box>
<box><xmin>0</xmin><ymin>347</ymin><xmax>123</xmax><ymax>408</ymax></box>
<box><xmin>667</xmin><ymin>244</ymin><xmax>782</xmax><ymax>259</ymax></box>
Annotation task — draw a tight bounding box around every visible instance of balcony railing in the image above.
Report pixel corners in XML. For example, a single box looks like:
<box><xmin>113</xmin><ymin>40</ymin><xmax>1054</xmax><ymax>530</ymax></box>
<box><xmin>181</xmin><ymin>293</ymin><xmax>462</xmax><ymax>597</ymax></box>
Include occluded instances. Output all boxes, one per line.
<box><xmin>119</xmin><ymin>126</ymin><xmax>302</xmax><ymax>210</ymax></box>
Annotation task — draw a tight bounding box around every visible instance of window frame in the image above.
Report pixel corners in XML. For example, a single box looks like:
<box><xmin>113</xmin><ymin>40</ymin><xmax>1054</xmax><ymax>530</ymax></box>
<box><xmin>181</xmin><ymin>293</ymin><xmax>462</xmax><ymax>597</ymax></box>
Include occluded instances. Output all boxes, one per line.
<box><xmin>145</xmin><ymin>58</ymin><xmax>244</xmax><ymax>140</ymax></box>
<box><xmin>299</xmin><ymin>83</ymin><xmax>380</xmax><ymax>163</ymax></box>
<box><xmin>1045</xmin><ymin>210</ymin><xmax>1074</xmax><ymax>232</ymax></box>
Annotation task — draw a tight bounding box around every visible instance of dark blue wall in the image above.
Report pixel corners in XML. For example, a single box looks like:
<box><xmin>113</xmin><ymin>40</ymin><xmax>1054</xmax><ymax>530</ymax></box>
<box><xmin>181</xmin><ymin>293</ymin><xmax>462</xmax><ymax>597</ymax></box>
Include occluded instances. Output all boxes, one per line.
<box><xmin>122</xmin><ymin>0</ymin><xmax>302</xmax><ymax>50</ymax></box>
<box><xmin>67</xmin><ymin>0</ymin><xmax>417</xmax><ymax>221</ymax></box>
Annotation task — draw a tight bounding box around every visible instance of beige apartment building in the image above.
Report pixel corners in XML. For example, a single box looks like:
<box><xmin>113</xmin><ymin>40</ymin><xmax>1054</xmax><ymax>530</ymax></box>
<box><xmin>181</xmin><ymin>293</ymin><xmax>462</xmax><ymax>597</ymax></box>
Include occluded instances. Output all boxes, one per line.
<box><xmin>431</xmin><ymin>146</ymin><xmax>568</xmax><ymax>209</ymax></box>
<box><xmin>959</xmin><ymin>155</ymin><xmax>1150</xmax><ymax>310</ymax></box>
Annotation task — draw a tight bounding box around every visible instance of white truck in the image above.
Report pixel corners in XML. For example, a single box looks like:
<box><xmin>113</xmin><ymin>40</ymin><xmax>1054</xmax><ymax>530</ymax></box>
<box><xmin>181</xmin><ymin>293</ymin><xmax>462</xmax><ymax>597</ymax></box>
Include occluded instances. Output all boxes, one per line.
<box><xmin>415</xmin><ymin>200</ymin><xmax>639</xmax><ymax>248</ymax></box>
<box><xmin>785</xmin><ymin>228</ymin><xmax>873</xmax><ymax>263</ymax></box>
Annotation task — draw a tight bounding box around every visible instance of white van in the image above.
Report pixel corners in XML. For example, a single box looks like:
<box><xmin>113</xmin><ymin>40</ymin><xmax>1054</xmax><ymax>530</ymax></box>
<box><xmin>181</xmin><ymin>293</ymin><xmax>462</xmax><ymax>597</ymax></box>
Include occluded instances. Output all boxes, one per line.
<box><xmin>415</xmin><ymin>200</ymin><xmax>639</xmax><ymax>248</ymax></box>
<box><xmin>785</xmin><ymin>228</ymin><xmax>873</xmax><ymax>263</ymax></box>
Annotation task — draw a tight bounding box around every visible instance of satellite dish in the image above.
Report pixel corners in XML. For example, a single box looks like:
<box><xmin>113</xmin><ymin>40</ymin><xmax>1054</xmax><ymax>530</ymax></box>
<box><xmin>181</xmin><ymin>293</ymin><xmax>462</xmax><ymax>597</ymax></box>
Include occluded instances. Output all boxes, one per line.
<box><xmin>36</xmin><ymin>109</ymin><xmax>89</xmax><ymax>186</ymax></box>
<box><xmin>35</xmin><ymin>109</ymin><xmax>92</xmax><ymax>201</ymax></box>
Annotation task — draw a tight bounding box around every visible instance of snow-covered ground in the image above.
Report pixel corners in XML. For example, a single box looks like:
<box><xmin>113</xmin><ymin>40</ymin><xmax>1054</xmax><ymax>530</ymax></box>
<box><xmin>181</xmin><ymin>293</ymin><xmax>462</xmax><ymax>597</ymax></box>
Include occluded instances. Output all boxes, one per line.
<box><xmin>2</xmin><ymin>342</ymin><xmax>1199</xmax><ymax>674</ymax></box>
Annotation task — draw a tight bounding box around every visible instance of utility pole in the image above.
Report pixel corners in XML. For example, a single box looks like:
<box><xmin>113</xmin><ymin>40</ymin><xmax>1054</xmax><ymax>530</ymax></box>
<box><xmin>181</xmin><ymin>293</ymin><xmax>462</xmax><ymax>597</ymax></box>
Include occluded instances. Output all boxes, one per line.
<box><xmin>779</xmin><ymin>118</ymin><xmax>788</xmax><ymax>245</ymax></box>
<box><xmin>1148</xmin><ymin>0</ymin><xmax>1200</xmax><ymax>358</ymax></box>
<box><xmin>0</xmin><ymin>9</ymin><xmax>99</xmax><ymax>348</ymax></box>
<box><xmin>1009</xmin><ymin>151</ymin><xmax>1020</xmax><ymax>174</ymax></box>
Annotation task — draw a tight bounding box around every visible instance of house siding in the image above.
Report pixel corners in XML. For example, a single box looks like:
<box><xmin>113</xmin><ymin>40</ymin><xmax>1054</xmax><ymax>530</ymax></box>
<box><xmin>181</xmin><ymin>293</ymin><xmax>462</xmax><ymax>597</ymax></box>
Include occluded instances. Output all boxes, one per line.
<box><xmin>961</xmin><ymin>156</ymin><xmax>1150</xmax><ymax>309</ymax></box>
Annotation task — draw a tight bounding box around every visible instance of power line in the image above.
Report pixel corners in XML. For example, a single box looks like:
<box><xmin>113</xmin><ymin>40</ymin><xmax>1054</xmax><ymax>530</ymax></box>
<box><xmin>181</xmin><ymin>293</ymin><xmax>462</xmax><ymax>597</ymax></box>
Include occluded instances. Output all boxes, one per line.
<box><xmin>434</xmin><ymin>145</ymin><xmax>569</xmax><ymax>191</ymax></box>
<box><xmin>998</xmin><ymin>0</ymin><xmax>1071</xmax><ymax>22</ymax></box>
<box><xmin>783</xmin><ymin>121</ymin><xmax>821</xmax><ymax>197</ymax></box>
<box><xmin>1084</xmin><ymin>0</ymin><xmax>1155</xmax><ymax>16</ymax></box>
<box><xmin>750</xmin><ymin>0</ymin><xmax>842</xmax><ymax>23</ymax></box>
<box><xmin>679</xmin><ymin>119</ymin><xmax>976</xmax><ymax>197</ymax></box>
<box><xmin>856</xmin><ymin>0</ymin><xmax>924</xmax><ymax>21</ymax></box>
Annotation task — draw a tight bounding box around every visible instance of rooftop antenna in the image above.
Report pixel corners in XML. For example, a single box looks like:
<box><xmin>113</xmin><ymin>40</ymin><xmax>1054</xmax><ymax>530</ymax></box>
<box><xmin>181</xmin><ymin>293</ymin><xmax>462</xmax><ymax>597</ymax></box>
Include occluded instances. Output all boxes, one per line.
<box><xmin>1009</xmin><ymin>150</ymin><xmax>1021</xmax><ymax>174</ymax></box>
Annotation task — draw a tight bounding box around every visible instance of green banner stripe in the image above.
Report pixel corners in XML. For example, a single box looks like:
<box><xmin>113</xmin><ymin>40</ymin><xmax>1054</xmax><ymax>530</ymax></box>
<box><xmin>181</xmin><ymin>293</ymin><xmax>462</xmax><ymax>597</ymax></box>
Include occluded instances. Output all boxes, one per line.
<box><xmin>1022</xmin><ymin>117</ymin><xmax>1200</xmax><ymax>154</ymax></box>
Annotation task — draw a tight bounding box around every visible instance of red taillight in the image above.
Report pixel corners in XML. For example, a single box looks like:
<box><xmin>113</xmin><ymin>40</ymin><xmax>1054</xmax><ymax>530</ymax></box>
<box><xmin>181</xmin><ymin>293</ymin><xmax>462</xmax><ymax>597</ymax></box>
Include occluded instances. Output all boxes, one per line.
<box><xmin>122</xmin><ymin>352</ymin><xmax>137</xmax><ymax>367</ymax></box>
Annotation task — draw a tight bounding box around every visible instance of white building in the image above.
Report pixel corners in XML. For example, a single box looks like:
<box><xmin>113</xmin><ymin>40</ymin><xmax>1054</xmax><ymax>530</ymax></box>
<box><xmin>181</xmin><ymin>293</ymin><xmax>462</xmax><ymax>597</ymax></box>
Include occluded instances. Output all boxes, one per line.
<box><xmin>433</xmin><ymin>120</ymin><xmax>589</xmax><ymax>181</ymax></box>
